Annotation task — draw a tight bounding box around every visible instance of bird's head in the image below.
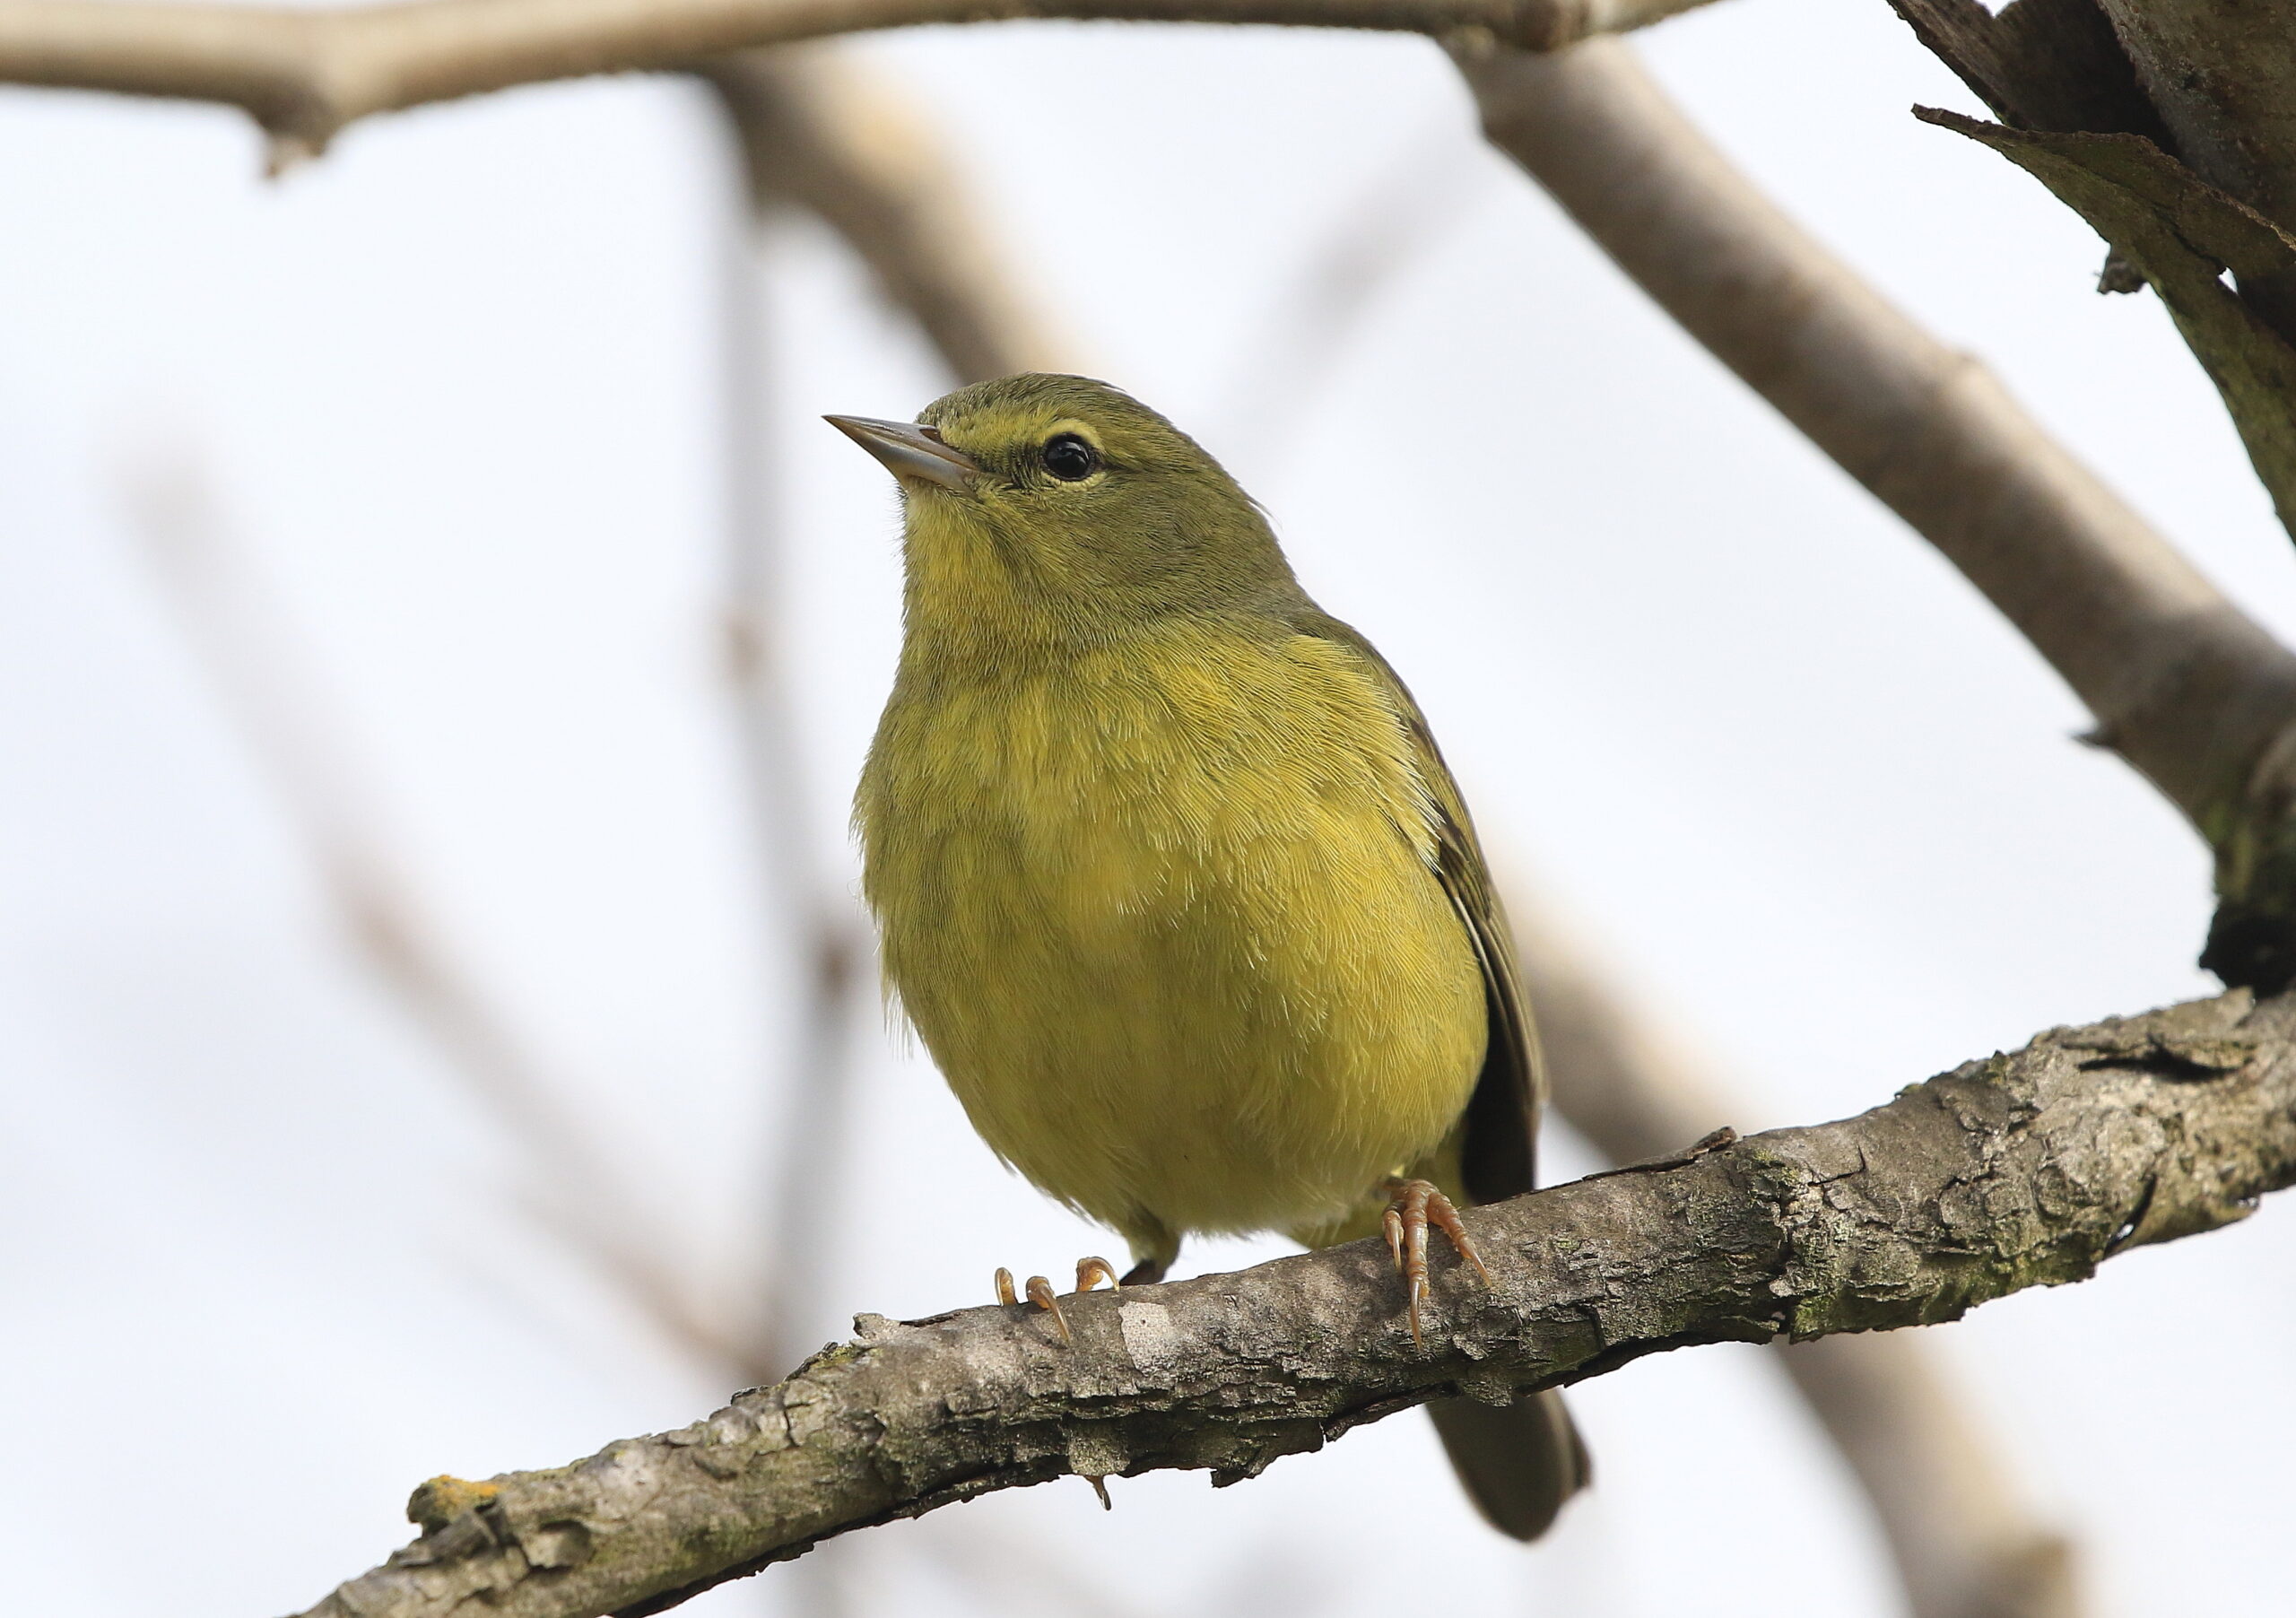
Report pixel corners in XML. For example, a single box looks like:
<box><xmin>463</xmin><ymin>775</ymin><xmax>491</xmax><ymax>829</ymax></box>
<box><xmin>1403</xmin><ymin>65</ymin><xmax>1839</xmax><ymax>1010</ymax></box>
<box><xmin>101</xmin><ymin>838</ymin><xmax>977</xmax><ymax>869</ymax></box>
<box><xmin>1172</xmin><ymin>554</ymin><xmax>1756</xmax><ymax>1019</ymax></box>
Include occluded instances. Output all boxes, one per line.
<box><xmin>829</xmin><ymin>374</ymin><xmax>1299</xmax><ymax>654</ymax></box>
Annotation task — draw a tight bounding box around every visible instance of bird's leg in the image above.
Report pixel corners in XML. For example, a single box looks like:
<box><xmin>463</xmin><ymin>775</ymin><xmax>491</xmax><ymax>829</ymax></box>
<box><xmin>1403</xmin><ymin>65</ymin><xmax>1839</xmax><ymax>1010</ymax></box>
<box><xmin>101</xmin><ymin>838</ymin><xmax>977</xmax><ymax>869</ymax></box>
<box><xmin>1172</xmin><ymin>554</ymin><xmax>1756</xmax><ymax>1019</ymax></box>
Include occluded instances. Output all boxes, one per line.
<box><xmin>1119</xmin><ymin>1221</ymin><xmax>1180</xmax><ymax>1286</ymax></box>
<box><xmin>994</xmin><ymin>1257</ymin><xmax>1123</xmax><ymax>1346</ymax></box>
<box><xmin>1381</xmin><ymin>1177</ymin><xmax>1493</xmax><ymax>1347</ymax></box>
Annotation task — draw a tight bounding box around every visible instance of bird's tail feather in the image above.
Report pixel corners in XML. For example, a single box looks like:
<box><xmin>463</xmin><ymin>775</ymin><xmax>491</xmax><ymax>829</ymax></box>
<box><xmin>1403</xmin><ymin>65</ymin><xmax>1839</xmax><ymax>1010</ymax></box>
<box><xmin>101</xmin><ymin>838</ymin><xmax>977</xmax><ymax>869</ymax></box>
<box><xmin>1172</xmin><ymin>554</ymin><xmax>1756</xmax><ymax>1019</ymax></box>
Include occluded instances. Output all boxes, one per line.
<box><xmin>1427</xmin><ymin>1388</ymin><xmax>1589</xmax><ymax>1541</ymax></box>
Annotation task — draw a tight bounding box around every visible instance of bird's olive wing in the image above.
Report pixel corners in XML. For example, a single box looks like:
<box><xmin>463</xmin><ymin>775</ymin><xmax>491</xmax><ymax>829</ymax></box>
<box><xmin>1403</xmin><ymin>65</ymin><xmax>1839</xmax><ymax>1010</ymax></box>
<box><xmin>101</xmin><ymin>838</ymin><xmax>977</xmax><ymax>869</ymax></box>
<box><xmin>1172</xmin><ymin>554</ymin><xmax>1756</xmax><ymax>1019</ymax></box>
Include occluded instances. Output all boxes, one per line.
<box><xmin>1295</xmin><ymin>615</ymin><xmax>1544</xmax><ymax>1204</ymax></box>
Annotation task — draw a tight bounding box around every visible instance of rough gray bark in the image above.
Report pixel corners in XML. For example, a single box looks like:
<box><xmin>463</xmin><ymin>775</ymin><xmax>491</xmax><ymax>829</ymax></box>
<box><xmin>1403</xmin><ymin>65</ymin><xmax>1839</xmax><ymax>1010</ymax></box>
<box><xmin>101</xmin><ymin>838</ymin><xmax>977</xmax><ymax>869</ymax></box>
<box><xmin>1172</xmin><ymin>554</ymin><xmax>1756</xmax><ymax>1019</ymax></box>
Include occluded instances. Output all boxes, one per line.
<box><xmin>295</xmin><ymin>987</ymin><xmax>2293</xmax><ymax>1618</ymax></box>
<box><xmin>2092</xmin><ymin>0</ymin><xmax>2296</xmax><ymax>253</ymax></box>
<box><xmin>1452</xmin><ymin>35</ymin><xmax>2296</xmax><ymax>995</ymax></box>
<box><xmin>1516</xmin><ymin>898</ymin><xmax>2081</xmax><ymax>1618</ymax></box>
<box><xmin>0</xmin><ymin>0</ymin><xmax>1718</xmax><ymax>154</ymax></box>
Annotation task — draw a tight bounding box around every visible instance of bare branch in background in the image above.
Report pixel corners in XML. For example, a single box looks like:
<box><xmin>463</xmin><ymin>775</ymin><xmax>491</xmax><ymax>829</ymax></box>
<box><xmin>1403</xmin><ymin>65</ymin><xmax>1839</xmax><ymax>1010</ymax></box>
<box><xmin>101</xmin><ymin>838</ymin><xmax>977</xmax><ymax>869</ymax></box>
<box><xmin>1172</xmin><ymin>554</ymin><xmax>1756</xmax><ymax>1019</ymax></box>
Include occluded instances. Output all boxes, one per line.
<box><xmin>703</xmin><ymin>44</ymin><xmax>1069</xmax><ymax>1407</ymax></box>
<box><xmin>1215</xmin><ymin>113</ymin><xmax>1489</xmax><ymax>460</ymax></box>
<box><xmin>705</xmin><ymin>46</ymin><xmax>1070</xmax><ymax>386</ymax></box>
<box><xmin>122</xmin><ymin>452</ymin><xmax>740</xmax><ymax>1371</ymax></box>
<box><xmin>1451</xmin><ymin>36</ymin><xmax>2296</xmax><ymax>854</ymax></box>
<box><xmin>707</xmin><ymin>100</ymin><xmax>854</xmax><ymax>1399</ymax></box>
<box><xmin>1892</xmin><ymin>0</ymin><xmax>2296</xmax><ymax>545</ymax></box>
<box><xmin>301</xmin><ymin>985</ymin><xmax>2295</xmax><ymax>1618</ymax></box>
<box><xmin>1450</xmin><ymin>36</ymin><xmax>2296</xmax><ymax>835</ymax></box>
<box><xmin>1883</xmin><ymin>1</ymin><xmax>2296</xmax><ymax>995</ymax></box>
<box><xmin>0</xmin><ymin>0</ymin><xmax>1721</xmax><ymax>155</ymax></box>
<box><xmin>1512</xmin><ymin>892</ymin><xmax>2081</xmax><ymax>1618</ymax></box>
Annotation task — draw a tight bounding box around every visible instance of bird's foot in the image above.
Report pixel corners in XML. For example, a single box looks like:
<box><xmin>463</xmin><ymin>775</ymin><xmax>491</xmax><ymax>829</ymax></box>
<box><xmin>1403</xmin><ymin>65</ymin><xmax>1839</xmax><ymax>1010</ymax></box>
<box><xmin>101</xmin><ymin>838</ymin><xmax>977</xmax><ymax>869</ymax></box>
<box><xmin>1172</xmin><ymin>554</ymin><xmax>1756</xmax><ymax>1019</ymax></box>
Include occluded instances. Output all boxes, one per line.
<box><xmin>995</xmin><ymin>1256</ymin><xmax>1121</xmax><ymax>1344</ymax></box>
<box><xmin>1381</xmin><ymin>1178</ymin><xmax>1492</xmax><ymax>1347</ymax></box>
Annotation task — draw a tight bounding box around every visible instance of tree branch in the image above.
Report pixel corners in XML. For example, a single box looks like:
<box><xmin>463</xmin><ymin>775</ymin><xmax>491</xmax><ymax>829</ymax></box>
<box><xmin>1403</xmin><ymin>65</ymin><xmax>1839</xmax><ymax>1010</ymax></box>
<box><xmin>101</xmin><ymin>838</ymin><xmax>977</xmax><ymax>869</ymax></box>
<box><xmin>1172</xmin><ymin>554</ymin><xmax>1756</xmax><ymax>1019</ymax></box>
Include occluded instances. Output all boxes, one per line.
<box><xmin>1892</xmin><ymin>1</ymin><xmax>2296</xmax><ymax>550</ymax></box>
<box><xmin>2090</xmin><ymin>0</ymin><xmax>2296</xmax><ymax>256</ymax></box>
<box><xmin>1514</xmin><ymin>893</ymin><xmax>2082</xmax><ymax>1618</ymax></box>
<box><xmin>1451</xmin><ymin>37</ymin><xmax>2296</xmax><ymax>947</ymax></box>
<box><xmin>0</xmin><ymin>0</ymin><xmax>1719</xmax><ymax>154</ymax></box>
<box><xmin>1875</xmin><ymin>4</ymin><xmax>2296</xmax><ymax>987</ymax></box>
<box><xmin>123</xmin><ymin>450</ymin><xmax>743</xmax><ymax>1370</ymax></box>
<box><xmin>702</xmin><ymin>46</ymin><xmax>1071</xmax><ymax>386</ymax></box>
<box><xmin>297</xmin><ymin>986</ymin><xmax>2292</xmax><ymax>1618</ymax></box>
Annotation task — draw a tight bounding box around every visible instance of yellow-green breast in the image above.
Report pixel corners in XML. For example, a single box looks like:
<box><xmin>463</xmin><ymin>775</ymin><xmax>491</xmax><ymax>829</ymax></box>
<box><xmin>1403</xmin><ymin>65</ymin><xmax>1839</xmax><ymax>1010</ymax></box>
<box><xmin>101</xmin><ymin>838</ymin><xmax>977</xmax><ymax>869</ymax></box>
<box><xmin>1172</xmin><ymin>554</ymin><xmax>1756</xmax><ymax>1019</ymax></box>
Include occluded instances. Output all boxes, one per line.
<box><xmin>857</xmin><ymin>611</ymin><xmax>1486</xmax><ymax>1263</ymax></box>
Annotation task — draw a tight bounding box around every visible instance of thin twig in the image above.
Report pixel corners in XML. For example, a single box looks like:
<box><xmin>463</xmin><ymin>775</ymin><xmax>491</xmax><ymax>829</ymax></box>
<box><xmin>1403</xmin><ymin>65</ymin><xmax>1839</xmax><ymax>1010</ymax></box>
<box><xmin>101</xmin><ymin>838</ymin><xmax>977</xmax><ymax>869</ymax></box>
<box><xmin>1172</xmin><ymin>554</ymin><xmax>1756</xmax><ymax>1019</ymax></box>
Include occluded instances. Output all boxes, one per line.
<box><xmin>0</xmin><ymin>0</ymin><xmax>1722</xmax><ymax>155</ymax></box>
<box><xmin>1213</xmin><ymin>111</ymin><xmax>1490</xmax><ymax>460</ymax></box>
<box><xmin>122</xmin><ymin>449</ymin><xmax>741</xmax><ymax>1372</ymax></box>
<box><xmin>302</xmin><ymin>983</ymin><xmax>2295</xmax><ymax>1618</ymax></box>
<box><xmin>707</xmin><ymin>80</ymin><xmax>878</xmax><ymax>1398</ymax></box>
<box><xmin>1451</xmin><ymin>36</ymin><xmax>2296</xmax><ymax>839</ymax></box>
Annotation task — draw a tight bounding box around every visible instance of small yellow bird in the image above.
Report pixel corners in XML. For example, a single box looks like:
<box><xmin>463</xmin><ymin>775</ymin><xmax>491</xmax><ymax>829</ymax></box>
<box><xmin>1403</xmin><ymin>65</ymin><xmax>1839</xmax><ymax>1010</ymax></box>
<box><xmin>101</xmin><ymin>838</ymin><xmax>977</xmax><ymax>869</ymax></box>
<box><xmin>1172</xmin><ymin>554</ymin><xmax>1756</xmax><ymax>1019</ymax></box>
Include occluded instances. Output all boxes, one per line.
<box><xmin>833</xmin><ymin>374</ymin><xmax>1587</xmax><ymax>1538</ymax></box>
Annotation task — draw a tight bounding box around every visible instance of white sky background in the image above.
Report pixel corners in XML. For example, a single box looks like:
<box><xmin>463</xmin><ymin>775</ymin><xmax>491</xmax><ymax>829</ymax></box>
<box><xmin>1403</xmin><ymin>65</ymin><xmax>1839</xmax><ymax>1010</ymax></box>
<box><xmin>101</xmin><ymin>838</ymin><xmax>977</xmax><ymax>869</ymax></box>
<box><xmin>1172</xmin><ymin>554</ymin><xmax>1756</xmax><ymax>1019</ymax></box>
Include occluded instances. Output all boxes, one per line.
<box><xmin>2</xmin><ymin>1</ymin><xmax>2292</xmax><ymax>1614</ymax></box>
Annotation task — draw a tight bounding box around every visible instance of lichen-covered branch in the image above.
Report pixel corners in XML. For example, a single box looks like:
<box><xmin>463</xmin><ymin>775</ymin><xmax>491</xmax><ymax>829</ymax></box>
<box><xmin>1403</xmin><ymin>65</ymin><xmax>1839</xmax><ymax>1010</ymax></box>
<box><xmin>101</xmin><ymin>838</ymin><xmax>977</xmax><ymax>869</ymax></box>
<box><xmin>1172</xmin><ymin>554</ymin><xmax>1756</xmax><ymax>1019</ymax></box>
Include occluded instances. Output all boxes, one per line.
<box><xmin>297</xmin><ymin>987</ymin><xmax>2295</xmax><ymax>1618</ymax></box>
<box><xmin>1452</xmin><ymin>37</ymin><xmax>2296</xmax><ymax>979</ymax></box>
<box><xmin>0</xmin><ymin>0</ymin><xmax>1719</xmax><ymax>155</ymax></box>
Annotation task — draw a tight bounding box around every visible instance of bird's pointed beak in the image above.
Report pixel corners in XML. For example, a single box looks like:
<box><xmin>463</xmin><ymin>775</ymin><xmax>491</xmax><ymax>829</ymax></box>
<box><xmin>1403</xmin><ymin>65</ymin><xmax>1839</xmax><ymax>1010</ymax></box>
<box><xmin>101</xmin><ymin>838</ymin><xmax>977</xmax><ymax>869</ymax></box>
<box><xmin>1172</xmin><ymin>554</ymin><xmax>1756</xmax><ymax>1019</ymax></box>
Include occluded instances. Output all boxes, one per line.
<box><xmin>826</xmin><ymin>414</ymin><xmax>981</xmax><ymax>491</ymax></box>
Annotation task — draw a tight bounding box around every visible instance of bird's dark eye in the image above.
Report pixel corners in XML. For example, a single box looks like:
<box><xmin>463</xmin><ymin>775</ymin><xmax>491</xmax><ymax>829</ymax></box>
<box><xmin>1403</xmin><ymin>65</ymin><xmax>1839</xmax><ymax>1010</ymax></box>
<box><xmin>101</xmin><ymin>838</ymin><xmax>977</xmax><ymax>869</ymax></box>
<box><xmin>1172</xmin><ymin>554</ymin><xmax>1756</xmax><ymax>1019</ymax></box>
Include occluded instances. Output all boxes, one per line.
<box><xmin>1041</xmin><ymin>434</ymin><xmax>1099</xmax><ymax>482</ymax></box>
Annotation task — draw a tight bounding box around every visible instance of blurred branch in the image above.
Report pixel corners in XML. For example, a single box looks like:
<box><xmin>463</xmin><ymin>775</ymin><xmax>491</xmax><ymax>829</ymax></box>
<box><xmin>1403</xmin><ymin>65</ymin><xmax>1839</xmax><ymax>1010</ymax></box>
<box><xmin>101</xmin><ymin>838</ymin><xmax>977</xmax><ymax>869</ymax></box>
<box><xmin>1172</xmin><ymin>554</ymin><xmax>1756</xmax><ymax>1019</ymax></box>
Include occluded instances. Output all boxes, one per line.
<box><xmin>303</xmin><ymin>984</ymin><xmax>2296</xmax><ymax>1618</ymax></box>
<box><xmin>704</xmin><ymin>46</ymin><xmax>1069</xmax><ymax>385</ymax></box>
<box><xmin>0</xmin><ymin>0</ymin><xmax>1721</xmax><ymax>159</ymax></box>
<box><xmin>124</xmin><ymin>453</ymin><xmax>741</xmax><ymax>1371</ymax></box>
<box><xmin>1215</xmin><ymin>112</ymin><xmax>1488</xmax><ymax>458</ymax></box>
<box><xmin>1891</xmin><ymin>0</ymin><xmax>2296</xmax><ymax>545</ymax></box>
<box><xmin>1881</xmin><ymin>2</ymin><xmax>2296</xmax><ymax>993</ymax></box>
<box><xmin>1513</xmin><ymin>893</ymin><xmax>2081</xmax><ymax>1618</ymax></box>
<box><xmin>703</xmin><ymin>60</ymin><xmax>875</xmax><ymax>1403</ymax></box>
<box><xmin>1452</xmin><ymin>38</ymin><xmax>2296</xmax><ymax>865</ymax></box>
<box><xmin>1914</xmin><ymin>109</ymin><xmax>2296</xmax><ymax>547</ymax></box>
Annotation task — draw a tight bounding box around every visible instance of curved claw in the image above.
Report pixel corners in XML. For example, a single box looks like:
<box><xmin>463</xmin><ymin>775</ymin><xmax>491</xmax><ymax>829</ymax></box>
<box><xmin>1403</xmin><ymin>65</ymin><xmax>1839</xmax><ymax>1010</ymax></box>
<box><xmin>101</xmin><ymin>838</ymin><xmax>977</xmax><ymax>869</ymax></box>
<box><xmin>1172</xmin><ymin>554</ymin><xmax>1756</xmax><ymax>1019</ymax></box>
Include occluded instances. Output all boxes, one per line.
<box><xmin>1381</xmin><ymin>1178</ymin><xmax>1492</xmax><ymax>1347</ymax></box>
<box><xmin>996</xmin><ymin>1257</ymin><xmax>1118</xmax><ymax>1346</ymax></box>
<box><xmin>1024</xmin><ymin>1274</ymin><xmax>1072</xmax><ymax>1343</ymax></box>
